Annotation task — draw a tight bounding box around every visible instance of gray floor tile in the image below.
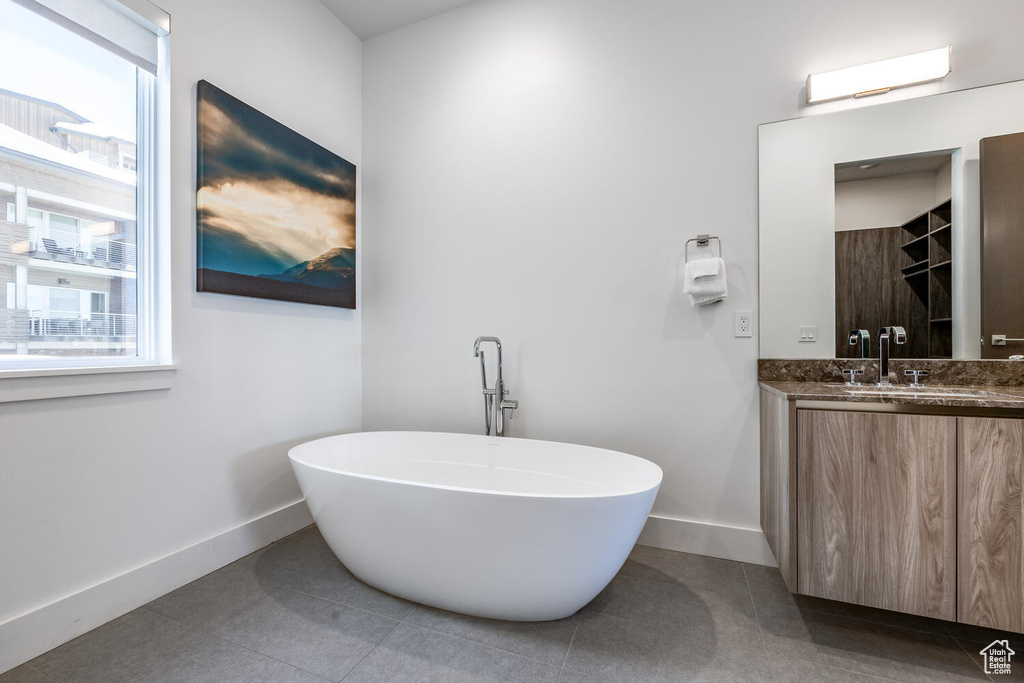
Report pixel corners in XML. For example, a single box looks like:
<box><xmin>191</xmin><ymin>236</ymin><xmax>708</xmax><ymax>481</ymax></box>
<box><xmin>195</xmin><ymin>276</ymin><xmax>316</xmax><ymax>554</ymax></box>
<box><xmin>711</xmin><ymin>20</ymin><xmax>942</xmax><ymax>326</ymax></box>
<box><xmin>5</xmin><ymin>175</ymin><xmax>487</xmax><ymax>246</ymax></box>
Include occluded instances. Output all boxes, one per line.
<box><xmin>212</xmin><ymin>587</ymin><xmax>397</xmax><ymax>681</ymax></box>
<box><xmin>126</xmin><ymin>634</ymin><xmax>325</xmax><ymax>683</ymax></box>
<box><xmin>278</xmin><ymin>524</ymin><xmax>318</xmax><ymax>544</ymax></box>
<box><xmin>404</xmin><ymin>604</ymin><xmax>580</xmax><ymax>666</ymax></box>
<box><xmin>144</xmin><ymin>551</ymin><xmax>268</xmax><ymax>631</ymax></box>
<box><xmin>944</xmin><ymin>618</ymin><xmax>1024</xmax><ymax>646</ymax></box>
<box><xmin>563</xmin><ymin>611</ymin><xmax>772</xmax><ymax>683</ymax></box>
<box><xmin>0</xmin><ymin>666</ymin><xmax>57</xmax><ymax>683</ymax></box>
<box><xmin>742</xmin><ymin>563</ymin><xmax>950</xmax><ymax>636</ymax></box>
<box><xmin>251</xmin><ymin>531</ymin><xmax>414</xmax><ymax>621</ymax></box>
<box><xmin>583</xmin><ymin>573</ymin><xmax>763</xmax><ymax>653</ymax></box>
<box><xmin>29</xmin><ymin>609</ymin><xmax>200</xmax><ymax>683</ymax></box>
<box><xmin>741</xmin><ymin>562</ymin><xmax>798</xmax><ymax>608</ymax></box>
<box><xmin>622</xmin><ymin>545</ymin><xmax>751</xmax><ymax>600</ymax></box>
<box><xmin>342</xmin><ymin>622</ymin><xmax>560</xmax><ymax>683</ymax></box>
<box><xmin>555</xmin><ymin>670</ymin><xmax>614</xmax><ymax>683</ymax></box>
<box><xmin>757</xmin><ymin>601</ymin><xmax>988</xmax><ymax>682</ymax></box>
<box><xmin>768</xmin><ymin>654</ymin><xmax>904</xmax><ymax>682</ymax></box>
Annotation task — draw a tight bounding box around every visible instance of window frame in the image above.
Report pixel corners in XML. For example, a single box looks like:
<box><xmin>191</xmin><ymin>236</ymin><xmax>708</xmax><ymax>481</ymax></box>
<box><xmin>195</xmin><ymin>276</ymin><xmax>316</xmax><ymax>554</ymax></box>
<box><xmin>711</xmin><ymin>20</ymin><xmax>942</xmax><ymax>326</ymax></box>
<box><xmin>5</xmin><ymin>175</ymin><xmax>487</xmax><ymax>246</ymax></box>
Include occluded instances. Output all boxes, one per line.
<box><xmin>0</xmin><ymin>0</ymin><xmax>173</xmax><ymax>400</ymax></box>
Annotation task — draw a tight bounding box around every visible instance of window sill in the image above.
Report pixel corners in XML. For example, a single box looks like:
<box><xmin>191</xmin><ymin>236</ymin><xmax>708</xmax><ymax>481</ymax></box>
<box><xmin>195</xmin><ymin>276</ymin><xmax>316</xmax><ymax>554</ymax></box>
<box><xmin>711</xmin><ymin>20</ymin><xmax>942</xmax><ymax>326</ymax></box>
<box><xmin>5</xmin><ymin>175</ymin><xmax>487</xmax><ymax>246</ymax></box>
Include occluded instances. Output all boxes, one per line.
<box><xmin>0</xmin><ymin>363</ymin><xmax>176</xmax><ymax>403</ymax></box>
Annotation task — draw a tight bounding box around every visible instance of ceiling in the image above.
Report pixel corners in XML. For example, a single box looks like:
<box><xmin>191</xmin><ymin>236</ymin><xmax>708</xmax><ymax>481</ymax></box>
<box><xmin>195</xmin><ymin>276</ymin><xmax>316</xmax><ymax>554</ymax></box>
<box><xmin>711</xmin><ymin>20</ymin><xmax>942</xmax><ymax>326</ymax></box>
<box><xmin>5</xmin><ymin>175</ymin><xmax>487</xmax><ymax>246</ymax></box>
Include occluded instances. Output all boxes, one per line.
<box><xmin>835</xmin><ymin>152</ymin><xmax>953</xmax><ymax>182</ymax></box>
<box><xmin>319</xmin><ymin>0</ymin><xmax>477</xmax><ymax>40</ymax></box>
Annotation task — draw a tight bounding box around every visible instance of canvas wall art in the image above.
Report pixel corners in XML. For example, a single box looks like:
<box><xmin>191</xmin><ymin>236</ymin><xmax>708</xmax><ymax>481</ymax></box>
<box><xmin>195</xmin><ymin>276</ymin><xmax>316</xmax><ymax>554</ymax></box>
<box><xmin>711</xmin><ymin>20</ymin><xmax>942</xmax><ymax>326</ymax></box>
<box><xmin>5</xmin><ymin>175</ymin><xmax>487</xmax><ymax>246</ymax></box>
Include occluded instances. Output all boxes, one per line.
<box><xmin>196</xmin><ymin>80</ymin><xmax>356</xmax><ymax>308</ymax></box>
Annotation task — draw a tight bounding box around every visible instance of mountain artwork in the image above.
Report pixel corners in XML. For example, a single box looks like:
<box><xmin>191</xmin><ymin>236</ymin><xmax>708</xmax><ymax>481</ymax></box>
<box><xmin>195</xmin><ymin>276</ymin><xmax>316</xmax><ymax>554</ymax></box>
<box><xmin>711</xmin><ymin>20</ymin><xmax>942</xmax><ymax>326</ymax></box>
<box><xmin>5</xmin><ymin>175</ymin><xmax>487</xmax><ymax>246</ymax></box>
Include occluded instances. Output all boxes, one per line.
<box><xmin>196</xmin><ymin>80</ymin><xmax>356</xmax><ymax>308</ymax></box>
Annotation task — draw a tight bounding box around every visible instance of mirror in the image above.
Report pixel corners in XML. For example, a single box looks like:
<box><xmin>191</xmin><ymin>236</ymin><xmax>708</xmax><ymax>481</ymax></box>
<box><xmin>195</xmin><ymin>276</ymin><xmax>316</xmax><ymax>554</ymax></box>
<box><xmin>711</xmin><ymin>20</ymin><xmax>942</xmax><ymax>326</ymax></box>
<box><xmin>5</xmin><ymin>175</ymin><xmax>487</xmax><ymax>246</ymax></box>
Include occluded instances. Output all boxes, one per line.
<box><xmin>759</xmin><ymin>78</ymin><xmax>1024</xmax><ymax>360</ymax></box>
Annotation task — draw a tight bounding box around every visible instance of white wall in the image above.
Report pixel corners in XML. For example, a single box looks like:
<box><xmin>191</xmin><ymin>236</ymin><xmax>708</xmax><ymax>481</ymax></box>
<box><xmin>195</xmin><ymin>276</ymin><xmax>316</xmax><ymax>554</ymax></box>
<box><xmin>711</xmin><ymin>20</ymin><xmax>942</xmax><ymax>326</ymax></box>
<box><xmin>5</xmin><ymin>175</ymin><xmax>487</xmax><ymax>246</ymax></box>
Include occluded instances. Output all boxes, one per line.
<box><xmin>936</xmin><ymin>158</ymin><xmax>953</xmax><ymax>202</ymax></box>
<box><xmin>0</xmin><ymin>0</ymin><xmax>361</xmax><ymax>671</ymax></box>
<box><xmin>835</xmin><ymin>171</ymin><xmax>944</xmax><ymax>232</ymax></box>
<box><xmin>361</xmin><ymin>0</ymin><xmax>1024</xmax><ymax>559</ymax></box>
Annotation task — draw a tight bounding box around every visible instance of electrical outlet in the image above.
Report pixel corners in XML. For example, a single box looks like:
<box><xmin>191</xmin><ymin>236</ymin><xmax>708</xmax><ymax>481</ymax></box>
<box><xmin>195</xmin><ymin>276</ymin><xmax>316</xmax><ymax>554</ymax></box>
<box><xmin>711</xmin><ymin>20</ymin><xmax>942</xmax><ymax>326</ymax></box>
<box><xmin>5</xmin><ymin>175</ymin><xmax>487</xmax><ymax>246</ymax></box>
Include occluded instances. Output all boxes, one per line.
<box><xmin>735</xmin><ymin>312</ymin><xmax>753</xmax><ymax>337</ymax></box>
<box><xmin>799</xmin><ymin>325</ymin><xmax>817</xmax><ymax>342</ymax></box>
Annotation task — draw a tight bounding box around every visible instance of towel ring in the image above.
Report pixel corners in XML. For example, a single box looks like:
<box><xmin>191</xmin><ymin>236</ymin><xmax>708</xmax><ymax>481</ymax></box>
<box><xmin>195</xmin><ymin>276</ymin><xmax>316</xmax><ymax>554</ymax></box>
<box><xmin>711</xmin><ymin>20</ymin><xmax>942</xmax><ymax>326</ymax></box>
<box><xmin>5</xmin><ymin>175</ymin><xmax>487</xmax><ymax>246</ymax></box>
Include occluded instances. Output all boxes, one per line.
<box><xmin>685</xmin><ymin>234</ymin><xmax>721</xmax><ymax>263</ymax></box>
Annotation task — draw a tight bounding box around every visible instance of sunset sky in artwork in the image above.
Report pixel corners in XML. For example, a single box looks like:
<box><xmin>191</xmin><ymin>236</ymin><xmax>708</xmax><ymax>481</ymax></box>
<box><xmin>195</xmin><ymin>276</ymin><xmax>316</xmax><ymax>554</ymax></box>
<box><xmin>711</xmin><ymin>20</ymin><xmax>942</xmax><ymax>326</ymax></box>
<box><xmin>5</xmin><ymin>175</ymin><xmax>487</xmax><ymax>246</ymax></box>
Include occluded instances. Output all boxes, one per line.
<box><xmin>197</xmin><ymin>82</ymin><xmax>356</xmax><ymax>277</ymax></box>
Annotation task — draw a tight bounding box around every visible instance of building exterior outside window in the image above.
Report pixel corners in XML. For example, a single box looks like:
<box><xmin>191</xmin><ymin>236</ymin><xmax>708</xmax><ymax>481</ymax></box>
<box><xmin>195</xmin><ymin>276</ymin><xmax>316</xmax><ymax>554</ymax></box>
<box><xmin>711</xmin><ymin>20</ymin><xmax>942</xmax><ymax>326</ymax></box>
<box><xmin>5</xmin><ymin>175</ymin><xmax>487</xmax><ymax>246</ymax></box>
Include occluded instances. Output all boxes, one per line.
<box><xmin>0</xmin><ymin>0</ymin><xmax>155</xmax><ymax>362</ymax></box>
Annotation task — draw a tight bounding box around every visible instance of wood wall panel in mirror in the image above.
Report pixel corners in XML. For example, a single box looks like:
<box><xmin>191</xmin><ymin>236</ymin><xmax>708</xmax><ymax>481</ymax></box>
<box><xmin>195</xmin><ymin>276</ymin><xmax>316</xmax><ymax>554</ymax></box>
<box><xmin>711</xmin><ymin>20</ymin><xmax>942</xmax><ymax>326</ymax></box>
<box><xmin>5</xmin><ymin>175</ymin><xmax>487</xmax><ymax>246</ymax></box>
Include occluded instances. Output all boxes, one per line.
<box><xmin>759</xmin><ymin>79</ymin><xmax>1024</xmax><ymax>360</ymax></box>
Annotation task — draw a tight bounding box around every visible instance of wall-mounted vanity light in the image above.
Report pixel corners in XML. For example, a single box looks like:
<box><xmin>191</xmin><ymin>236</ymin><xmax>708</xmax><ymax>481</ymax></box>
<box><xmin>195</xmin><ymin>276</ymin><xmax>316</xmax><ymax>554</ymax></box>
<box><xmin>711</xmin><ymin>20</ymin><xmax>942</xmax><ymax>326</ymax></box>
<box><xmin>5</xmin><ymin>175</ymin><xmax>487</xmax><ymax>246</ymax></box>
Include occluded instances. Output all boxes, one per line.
<box><xmin>806</xmin><ymin>46</ymin><xmax>951</xmax><ymax>104</ymax></box>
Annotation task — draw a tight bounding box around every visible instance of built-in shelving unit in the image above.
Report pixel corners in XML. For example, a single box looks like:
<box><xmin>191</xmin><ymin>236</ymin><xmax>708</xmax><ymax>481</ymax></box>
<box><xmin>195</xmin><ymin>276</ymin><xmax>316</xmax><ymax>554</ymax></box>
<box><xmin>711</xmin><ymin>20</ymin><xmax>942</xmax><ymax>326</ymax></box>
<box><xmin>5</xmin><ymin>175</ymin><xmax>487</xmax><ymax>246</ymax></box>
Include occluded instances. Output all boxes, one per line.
<box><xmin>901</xmin><ymin>198</ymin><xmax>953</xmax><ymax>358</ymax></box>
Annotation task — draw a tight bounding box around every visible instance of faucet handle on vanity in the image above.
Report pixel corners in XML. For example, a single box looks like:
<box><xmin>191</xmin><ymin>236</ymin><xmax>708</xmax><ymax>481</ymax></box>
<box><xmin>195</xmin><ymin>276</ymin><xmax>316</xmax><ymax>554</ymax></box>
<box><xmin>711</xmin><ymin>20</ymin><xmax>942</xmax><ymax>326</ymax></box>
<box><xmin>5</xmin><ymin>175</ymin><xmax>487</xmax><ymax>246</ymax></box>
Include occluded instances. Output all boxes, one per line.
<box><xmin>841</xmin><ymin>369</ymin><xmax>865</xmax><ymax>386</ymax></box>
<box><xmin>905</xmin><ymin>369</ymin><xmax>929</xmax><ymax>388</ymax></box>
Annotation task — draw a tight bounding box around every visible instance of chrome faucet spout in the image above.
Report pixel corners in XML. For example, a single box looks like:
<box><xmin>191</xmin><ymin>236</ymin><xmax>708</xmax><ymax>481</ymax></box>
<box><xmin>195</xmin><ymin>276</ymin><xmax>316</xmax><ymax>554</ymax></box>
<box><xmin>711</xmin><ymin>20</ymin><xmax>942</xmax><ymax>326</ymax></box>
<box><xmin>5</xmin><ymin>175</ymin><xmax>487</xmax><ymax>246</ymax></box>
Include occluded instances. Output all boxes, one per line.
<box><xmin>474</xmin><ymin>336</ymin><xmax>501</xmax><ymax>357</ymax></box>
<box><xmin>849</xmin><ymin>329</ymin><xmax>871</xmax><ymax>358</ymax></box>
<box><xmin>877</xmin><ymin>325</ymin><xmax>907</xmax><ymax>386</ymax></box>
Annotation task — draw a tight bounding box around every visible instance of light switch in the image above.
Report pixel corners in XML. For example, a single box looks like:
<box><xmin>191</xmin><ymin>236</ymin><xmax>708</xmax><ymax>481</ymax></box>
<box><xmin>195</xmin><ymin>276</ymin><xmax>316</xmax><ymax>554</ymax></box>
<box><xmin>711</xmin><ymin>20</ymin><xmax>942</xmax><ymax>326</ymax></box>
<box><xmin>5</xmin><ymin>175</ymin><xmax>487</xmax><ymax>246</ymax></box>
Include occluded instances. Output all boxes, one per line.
<box><xmin>799</xmin><ymin>325</ymin><xmax>817</xmax><ymax>342</ymax></box>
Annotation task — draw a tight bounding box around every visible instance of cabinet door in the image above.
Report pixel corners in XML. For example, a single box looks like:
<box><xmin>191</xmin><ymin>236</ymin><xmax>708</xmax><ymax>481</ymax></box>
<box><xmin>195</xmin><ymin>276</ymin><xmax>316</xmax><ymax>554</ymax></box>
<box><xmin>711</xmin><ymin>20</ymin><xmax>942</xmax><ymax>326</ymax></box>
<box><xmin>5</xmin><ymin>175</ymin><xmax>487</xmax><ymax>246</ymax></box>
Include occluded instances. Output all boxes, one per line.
<box><xmin>958</xmin><ymin>417</ymin><xmax>1024</xmax><ymax>631</ymax></box>
<box><xmin>797</xmin><ymin>410</ymin><xmax>956</xmax><ymax>620</ymax></box>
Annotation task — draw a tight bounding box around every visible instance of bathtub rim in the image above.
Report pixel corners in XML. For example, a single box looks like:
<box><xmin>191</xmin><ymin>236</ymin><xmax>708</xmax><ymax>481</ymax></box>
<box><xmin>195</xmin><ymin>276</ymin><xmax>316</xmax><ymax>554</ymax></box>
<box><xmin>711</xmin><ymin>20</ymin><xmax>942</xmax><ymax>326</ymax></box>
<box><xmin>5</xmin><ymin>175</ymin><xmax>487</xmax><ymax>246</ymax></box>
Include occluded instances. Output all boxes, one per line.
<box><xmin>288</xmin><ymin>430</ymin><xmax>663</xmax><ymax>500</ymax></box>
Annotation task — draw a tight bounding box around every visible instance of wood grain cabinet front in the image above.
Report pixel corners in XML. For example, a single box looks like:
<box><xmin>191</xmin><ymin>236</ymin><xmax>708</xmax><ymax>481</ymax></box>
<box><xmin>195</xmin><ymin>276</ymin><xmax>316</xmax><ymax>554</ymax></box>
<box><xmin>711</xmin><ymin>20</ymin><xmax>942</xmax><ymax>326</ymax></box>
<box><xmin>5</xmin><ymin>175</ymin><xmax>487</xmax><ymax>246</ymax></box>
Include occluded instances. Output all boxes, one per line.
<box><xmin>796</xmin><ymin>409</ymin><xmax>957</xmax><ymax>620</ymax></box>
<box><xmin>958</xmin><ymin>416</ymin><xmax>1024</xmax><ymax>632</ymax></box>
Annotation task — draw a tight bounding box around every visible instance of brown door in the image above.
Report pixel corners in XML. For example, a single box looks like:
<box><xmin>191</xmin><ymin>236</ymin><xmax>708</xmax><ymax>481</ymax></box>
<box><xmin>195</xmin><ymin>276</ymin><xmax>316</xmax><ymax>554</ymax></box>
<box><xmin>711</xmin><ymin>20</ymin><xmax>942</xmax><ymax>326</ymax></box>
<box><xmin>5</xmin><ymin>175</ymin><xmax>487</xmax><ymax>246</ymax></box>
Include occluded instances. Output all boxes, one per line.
<box><xmin>980</xmin><ymin>132</ymin><xmax>1024</xmax><ymax>358</ymax></box>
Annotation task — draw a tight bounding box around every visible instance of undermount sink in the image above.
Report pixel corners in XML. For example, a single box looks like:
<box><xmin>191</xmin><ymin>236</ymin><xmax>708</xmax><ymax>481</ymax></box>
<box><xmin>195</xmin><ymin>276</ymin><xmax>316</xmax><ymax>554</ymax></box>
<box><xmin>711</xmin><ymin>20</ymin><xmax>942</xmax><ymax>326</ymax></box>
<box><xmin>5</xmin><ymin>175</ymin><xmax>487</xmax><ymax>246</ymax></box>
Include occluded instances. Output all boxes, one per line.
<box><xmin>841</xmin><ymin>386</ymin><xmax>1015</xmax><ymax>399</ymax></box>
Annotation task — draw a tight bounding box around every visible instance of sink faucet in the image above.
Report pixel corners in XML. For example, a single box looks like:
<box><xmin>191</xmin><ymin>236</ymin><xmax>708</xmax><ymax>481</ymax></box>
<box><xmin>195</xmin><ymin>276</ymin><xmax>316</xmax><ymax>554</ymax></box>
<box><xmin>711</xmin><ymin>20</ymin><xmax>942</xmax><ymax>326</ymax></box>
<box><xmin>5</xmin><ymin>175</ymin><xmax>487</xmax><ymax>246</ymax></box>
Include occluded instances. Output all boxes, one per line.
<box><xmin>848</xmin><ymin>329</ymin><xmax>871</xmax><ymax>358</ymax></box>
<box><xmin>877</xmin><ymin>326</ymin><xmax>907</xmax><ymax>386</ymax></box>
<box><xmin>473</xmin><ymin>336</ymin><xmax>518</xmax><ymax>436</ymax></box>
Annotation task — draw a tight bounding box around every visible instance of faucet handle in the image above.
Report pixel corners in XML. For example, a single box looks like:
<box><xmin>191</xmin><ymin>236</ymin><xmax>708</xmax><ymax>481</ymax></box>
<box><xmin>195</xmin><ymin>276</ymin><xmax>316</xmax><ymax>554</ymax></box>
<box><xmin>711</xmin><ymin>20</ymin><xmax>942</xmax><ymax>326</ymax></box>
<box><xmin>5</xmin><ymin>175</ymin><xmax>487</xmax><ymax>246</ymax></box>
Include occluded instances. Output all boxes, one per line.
<box><xmin>841</xmin><ymin>369</ymin><xmax>865</xmax><ymax>386</ymax></box>
<box><xmin>904</xmin><ymin>369</ymin><xmax>929</xmax><ymax>387</ymax></box>
<box><xmin>500</xmin><ymin>399</ymin><xmax>518</xmax><ymax>420</ymax></box>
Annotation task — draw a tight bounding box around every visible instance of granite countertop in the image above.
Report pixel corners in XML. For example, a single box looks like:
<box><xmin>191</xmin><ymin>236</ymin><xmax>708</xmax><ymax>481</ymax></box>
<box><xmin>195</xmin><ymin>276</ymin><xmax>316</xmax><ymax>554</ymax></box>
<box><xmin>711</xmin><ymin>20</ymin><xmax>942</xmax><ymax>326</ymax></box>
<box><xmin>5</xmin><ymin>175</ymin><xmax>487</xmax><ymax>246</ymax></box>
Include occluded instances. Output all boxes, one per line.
<box><xmin>759</xmin><ymin>380</ymin><xmax>1024</xmax><ymax>409</ymax></box>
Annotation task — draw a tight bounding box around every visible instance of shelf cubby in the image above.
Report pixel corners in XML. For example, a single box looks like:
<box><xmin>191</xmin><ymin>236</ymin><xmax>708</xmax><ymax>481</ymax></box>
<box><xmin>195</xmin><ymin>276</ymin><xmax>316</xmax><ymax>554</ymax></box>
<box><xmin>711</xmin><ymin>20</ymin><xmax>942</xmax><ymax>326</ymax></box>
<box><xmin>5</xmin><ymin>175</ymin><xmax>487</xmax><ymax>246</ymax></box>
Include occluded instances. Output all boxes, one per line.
<box><xmin>902</xmin><ymin>260</ymin><xmax>929</xmax><ymax>278</ymax></box>
<box><xmin>930</xmin><ymin>227</ymin><xmax>952</xmax><ymax>265</ymax></box>
<box><xmin>897</xmin><ymin>197</ymin><xmax>954</xmax><ymax>358</ymax></box>
<box><xmin>930</xmin><ymin>199</ymin><xmax>952</xmax><ymax>230</ymax></box>
<box><xmin>902</xmin><ymin>212</ymin><xmax>930</xmax><ymax>239</ymax></box>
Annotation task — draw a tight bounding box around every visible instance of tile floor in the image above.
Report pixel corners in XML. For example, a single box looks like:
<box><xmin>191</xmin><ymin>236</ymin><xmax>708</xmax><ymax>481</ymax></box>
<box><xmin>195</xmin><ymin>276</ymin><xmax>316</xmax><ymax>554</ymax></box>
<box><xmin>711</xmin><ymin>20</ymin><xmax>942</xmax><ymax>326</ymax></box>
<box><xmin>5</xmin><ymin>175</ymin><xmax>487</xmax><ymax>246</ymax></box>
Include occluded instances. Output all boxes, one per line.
<box><xmin>2</xmin><ymin>526</ymin><xmax>1019</xmax><ymax>682</ymax></box>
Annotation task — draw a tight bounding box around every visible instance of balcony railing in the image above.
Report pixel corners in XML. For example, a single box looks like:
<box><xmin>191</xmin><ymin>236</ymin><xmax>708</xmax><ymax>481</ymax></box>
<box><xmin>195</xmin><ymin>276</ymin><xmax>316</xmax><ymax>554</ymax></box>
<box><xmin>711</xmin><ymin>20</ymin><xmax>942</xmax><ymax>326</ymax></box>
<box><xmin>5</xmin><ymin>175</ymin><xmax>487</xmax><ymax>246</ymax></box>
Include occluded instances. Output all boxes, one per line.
<box><xmin>28</xmin><ymin>227</ymin><xmax>136</xmax><ymax>270</ymax></box>
<box><xmin>29</xmin><ymin>312</ymin><xmax>136</xmax><ymax>338</ymax></box>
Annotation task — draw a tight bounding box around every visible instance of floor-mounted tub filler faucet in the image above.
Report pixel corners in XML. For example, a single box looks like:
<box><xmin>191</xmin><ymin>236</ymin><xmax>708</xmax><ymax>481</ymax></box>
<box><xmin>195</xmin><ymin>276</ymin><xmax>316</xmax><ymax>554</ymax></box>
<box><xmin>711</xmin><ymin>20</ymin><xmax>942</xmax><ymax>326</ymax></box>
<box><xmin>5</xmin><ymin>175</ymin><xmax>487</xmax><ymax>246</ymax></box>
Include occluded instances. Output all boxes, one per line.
<box><xmin>877</xmin><ymin>326</ymin><xmax>907</xmax><ymax>386</ymax></box>
<box><xmin>473</xmin><ymin>336</ymin><xmax>519</xmax><ymax>436</ymax></box>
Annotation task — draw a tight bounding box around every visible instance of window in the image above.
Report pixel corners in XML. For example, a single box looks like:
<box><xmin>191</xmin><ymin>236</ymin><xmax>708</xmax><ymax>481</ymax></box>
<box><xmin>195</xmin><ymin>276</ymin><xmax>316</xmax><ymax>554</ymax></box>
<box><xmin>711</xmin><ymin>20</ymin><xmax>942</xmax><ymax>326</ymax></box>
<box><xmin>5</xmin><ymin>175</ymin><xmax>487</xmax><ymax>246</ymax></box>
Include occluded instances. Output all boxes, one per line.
<box><xmin>0</xmin><ymin>0</ymin><xmax>168</xmax><ymax>373</ymax></box>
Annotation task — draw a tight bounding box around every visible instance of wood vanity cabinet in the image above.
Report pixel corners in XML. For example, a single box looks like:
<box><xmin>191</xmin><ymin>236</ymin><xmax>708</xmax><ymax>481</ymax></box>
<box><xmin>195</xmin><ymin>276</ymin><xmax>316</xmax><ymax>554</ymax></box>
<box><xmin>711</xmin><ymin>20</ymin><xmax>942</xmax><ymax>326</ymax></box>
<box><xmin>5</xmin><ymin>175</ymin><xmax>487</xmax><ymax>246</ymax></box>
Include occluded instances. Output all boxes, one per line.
<box><xmin>760</xmin><ymin>390</ymin><xmax>1024</xmax><ymax>630</ymax></box>
<box><xmin>958</xmin><ymin>417</ymin><xmax>1024</xmax><ymax>632</ymax></box>
<box><xmin>797</xmin><ymin>410</ymin><xmax>956</xmax><ymax>620</ymax></box>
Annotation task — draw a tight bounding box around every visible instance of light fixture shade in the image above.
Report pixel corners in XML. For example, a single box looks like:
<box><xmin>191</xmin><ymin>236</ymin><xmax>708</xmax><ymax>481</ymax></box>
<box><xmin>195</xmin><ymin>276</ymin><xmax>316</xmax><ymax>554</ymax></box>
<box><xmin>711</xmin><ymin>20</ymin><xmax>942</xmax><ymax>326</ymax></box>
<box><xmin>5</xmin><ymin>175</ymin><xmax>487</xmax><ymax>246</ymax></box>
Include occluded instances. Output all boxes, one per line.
<box><xmin>807</xmin><ymin>46</ymin><xmax>951</xmax><ymax>104</ymax></box>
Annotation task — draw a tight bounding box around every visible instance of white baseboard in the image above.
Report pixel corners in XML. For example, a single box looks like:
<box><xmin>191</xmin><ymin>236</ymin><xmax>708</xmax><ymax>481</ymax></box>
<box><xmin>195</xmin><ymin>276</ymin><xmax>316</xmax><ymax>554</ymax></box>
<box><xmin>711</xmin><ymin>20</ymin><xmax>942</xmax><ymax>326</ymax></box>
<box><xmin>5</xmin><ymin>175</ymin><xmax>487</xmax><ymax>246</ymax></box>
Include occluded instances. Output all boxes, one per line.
<box><xmin>637</xmin><ymin>514</ymin><xmax>777</xmax><ymax>567</ymax></box>
<box><xmin>0</xmin><ymin>500</ymin><xmax>313</xmax><ymax>675</ymax></box>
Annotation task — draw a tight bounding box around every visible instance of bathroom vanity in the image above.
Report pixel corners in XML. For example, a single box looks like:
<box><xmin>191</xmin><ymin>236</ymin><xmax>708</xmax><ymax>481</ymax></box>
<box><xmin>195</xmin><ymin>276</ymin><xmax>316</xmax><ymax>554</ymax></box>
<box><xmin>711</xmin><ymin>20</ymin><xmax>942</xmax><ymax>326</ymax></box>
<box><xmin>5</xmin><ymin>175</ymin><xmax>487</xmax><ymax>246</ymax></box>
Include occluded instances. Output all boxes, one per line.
<box><xmin>755</xmin><ymin>74</ymin><xmax>1024</xmax><ymax>632</ymax></box>
<box><xmin>759</xmin><ymin>364</ymin><xmax>1024</xmax><ymax>631</ymax></box>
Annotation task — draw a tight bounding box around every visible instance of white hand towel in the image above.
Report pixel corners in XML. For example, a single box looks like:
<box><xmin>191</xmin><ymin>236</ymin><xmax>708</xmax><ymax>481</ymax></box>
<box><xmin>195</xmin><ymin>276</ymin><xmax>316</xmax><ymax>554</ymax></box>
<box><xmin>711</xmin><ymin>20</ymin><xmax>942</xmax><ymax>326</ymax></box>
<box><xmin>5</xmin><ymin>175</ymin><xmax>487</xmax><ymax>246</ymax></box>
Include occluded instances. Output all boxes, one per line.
<box><xmin>683</xmin><ymin>256</ymin><xmax>727</xmax><ymax>306</ymax></box>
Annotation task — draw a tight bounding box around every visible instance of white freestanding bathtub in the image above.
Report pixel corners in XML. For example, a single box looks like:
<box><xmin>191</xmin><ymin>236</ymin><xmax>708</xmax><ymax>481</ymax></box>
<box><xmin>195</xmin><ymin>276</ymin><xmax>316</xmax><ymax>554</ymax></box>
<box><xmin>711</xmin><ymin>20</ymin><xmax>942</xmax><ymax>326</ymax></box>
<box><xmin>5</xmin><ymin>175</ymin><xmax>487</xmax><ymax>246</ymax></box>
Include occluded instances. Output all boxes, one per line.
<box><xmin>288</xmin><ymin>431</ymin><xmax>662</xmax><ymax>621</ymax></box>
